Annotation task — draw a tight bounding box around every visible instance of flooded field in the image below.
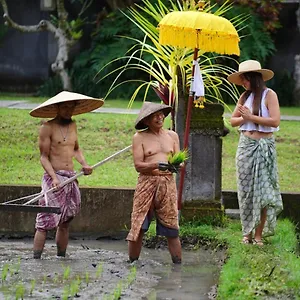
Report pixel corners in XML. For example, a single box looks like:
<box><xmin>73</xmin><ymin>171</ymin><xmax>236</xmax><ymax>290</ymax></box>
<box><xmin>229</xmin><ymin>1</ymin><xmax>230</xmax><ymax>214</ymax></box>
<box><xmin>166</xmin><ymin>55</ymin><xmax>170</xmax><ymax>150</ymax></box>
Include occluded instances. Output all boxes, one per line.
<box><xmin>0</xmin><ymin>238</ymin><xmax>223</xmax><ymax>299</ymax></box>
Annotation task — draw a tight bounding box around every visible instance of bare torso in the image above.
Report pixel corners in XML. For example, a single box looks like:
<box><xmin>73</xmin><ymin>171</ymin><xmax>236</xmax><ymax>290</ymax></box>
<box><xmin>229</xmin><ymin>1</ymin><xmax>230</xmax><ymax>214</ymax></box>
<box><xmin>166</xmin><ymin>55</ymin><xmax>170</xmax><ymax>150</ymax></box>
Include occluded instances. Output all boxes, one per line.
<box><xmin>43</xmin><ymin>120</ymin><xmax>78</xmax><ymax>171</ymax></box>
<box><xmin>133</xmin><ymin>128</ymin><xmax>179</xmax><ymax>176</ymax></box>
<box><xmin>141</xmin><ymin>129</ymin><xmax>175</xmax><ymax>163</ymax></box>
<box><xmin>241</xmin><ymin>131</ymin><xmax>273</xmax><ymax>139</ymax></box>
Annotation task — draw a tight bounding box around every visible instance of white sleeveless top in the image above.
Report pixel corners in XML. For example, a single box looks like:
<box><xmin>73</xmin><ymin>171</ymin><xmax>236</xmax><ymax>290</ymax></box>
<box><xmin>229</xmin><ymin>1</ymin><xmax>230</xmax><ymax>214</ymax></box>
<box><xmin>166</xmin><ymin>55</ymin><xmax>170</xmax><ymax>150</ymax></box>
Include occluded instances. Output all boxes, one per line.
<box><xmin>239</xmin><ymin>88</ymin><xmax>279</xmax><ymax>133</ymax></box>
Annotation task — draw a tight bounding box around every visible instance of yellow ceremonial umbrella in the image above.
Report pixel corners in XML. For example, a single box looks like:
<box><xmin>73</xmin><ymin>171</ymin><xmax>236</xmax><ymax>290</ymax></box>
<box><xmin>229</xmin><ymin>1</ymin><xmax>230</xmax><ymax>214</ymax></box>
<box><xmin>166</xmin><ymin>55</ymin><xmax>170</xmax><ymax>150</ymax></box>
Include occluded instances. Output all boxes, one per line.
<box><xmin>158</xmin><ymin>4</ymin><xmax>240</xmax><ymax>210</ymax></box>
<box><xmin>159</xmin><ymin>11</ymin><xmax>240</xmax><ymax>56</ymax></box>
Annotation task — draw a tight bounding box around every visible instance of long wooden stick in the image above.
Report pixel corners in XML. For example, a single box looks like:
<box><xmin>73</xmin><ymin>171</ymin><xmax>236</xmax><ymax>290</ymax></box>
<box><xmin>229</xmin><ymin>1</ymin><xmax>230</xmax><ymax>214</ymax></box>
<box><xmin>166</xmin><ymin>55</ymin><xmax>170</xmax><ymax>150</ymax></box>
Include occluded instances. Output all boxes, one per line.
<box><xmin>177</xmin><ymin>48</ymin><xmax>199</xmax><ymax>211</ymax></box>
<box><xmin>24</xmin><ymin>145</ymin><xmax>132</xmax><ymax>205</ymax></box>
<box><xmin>3</xmin><ymin>192</ymin><xmax>43</xmax><ymax>204</ymax></box>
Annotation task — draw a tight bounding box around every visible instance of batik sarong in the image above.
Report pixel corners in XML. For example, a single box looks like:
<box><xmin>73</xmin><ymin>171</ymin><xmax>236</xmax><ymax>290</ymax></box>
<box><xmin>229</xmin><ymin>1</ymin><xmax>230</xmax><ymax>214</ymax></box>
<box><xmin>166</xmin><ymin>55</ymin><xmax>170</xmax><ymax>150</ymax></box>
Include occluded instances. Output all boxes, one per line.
<box><xmin>236</xmin><ymin>134</ymin><xmax>283</xmax><ymax>237</ymax></box>
<box><xmin>126</xmin><ymin>174</ymin><xmax>179</xmax><ymax>242</ymax></box>
<box><xmin>35</xmin><ymin>170</ymin><xmax>81</xmax><ymax>231</ymax></box>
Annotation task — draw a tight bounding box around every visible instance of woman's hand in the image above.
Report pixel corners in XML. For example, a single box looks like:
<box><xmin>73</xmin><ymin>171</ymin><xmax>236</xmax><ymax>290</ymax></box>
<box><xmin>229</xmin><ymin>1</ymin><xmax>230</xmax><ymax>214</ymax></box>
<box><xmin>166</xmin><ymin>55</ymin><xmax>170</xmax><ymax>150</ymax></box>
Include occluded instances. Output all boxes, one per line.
<box><xmin>238</xmin><ymin>105</ymin><xmax>252</xmax><ymax>121</ymax></box>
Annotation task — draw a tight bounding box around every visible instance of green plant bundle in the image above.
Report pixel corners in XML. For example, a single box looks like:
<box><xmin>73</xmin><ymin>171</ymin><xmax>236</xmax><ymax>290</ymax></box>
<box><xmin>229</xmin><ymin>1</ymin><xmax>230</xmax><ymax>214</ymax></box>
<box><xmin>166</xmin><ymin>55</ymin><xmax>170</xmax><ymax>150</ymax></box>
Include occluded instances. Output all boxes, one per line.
<box><xmin>168</xmin><ymin>149</ymin><xmax>189</xmax><ymax>165</ymax></box>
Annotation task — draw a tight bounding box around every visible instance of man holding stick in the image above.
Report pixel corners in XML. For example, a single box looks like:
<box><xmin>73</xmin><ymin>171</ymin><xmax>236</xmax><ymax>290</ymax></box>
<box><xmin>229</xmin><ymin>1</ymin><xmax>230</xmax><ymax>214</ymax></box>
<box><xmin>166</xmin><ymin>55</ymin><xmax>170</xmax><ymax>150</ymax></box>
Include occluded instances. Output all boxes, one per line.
<box><xmin>29</xmin><ymin>91</ymin><xmax>104</xmax><ymax>259</ymax></box>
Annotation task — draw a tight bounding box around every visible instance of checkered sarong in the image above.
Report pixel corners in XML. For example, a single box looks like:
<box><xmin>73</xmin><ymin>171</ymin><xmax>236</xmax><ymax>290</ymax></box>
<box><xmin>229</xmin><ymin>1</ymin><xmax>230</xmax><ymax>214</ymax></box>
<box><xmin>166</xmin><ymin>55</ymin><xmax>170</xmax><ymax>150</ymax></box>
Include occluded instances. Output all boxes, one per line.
<box><xmin>236</xmin><ymin>134</ymin><xmax>283</xmax><ymax>237</ymax></box>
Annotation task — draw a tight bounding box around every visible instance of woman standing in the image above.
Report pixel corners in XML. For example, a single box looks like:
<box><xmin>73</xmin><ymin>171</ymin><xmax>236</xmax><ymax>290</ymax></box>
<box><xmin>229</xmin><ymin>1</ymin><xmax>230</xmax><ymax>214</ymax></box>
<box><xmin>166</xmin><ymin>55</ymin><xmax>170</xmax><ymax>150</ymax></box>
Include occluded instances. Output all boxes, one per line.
<box><xmin>228</xmin><ymin>60</ymin><xmax>283</xmax><ymax>246</ymax></box>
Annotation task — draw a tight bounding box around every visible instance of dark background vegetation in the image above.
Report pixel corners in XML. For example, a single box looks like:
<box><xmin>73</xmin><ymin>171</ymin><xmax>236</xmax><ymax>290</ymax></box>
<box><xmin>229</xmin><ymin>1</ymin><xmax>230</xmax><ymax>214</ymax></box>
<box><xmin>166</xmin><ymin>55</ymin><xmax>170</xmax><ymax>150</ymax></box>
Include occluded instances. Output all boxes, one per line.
<box><xmin>0</xmin><ymin>0</ymin><xmax>297</xmax><ymax>106</ymax></box>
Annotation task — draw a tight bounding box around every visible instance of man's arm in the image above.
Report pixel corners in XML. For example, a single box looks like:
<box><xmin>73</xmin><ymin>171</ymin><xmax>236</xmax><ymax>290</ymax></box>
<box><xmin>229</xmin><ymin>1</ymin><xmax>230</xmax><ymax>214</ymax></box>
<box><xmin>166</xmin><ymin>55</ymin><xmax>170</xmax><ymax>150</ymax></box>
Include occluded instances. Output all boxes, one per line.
<box><xmin>132</xmin><ymin>133</ymin><xmax>159</xmax><ymax>173</ymax></box>
<box><xmin>73</xmin><ymin>125</ymin><xmax>93</xmax><ymax>175</ymax></box>
<box><xmin>39</xmin><ymin>123</ymin><xmax>60</xmax><ymax>188</ymax></box>
<box><xmin>168</xmin><ymin>130</ymin><xmax>180</xmax><ymax>153</ymax></box>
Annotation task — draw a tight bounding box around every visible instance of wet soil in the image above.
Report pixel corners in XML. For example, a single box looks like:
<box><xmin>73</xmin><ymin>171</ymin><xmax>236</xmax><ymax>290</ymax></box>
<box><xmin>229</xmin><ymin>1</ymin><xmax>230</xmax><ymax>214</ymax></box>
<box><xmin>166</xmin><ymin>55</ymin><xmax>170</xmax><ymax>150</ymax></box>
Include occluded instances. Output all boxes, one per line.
<box><xmin>0</xmin><ymin>237</ymin><xmax>224</xmax><ymax>299</ymax></box>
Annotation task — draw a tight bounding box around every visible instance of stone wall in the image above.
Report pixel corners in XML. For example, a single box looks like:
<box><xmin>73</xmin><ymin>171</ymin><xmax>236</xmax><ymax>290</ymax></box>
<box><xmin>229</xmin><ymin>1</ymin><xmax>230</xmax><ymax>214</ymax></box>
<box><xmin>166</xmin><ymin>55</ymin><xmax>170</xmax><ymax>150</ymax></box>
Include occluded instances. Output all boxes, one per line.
<box><xmin>0</xmin><ymin>185</ymin><xmax>134</xmax><ymax>238</ymax></box>
<box><xmin>0</xmin><ymin>185</ymin><xmax>299</xmax><ymax>237</ymax></box>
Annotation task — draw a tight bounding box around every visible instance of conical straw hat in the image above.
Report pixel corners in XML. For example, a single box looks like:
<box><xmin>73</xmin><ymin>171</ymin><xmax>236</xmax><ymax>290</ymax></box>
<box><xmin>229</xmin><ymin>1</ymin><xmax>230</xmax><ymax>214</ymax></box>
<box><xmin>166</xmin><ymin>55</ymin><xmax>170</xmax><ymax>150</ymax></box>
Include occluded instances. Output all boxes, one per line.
<box><xmin>227</xmin><ymin>60</ymin><xmax>274</xmax><ymax>86</ymax></box>
<box><xmin>135</xmin><ymin>101</ymin><xmax>171</xmax><ymax>130</ymax></box>
<box><xmin>30</xmin><ymin>91</ymin><xmax>104</xmax><ymax>118</ymax></box>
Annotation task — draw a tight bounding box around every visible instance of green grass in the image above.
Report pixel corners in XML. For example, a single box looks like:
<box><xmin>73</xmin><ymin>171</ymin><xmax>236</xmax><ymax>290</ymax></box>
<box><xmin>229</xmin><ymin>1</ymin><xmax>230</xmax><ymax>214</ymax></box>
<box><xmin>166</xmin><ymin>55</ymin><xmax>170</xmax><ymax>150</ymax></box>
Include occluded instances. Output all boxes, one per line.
<box><xmin>145</xmin><ymin>218</ymin><xmax>300</xmax><ymax>299</ymax></box>
<box><xmin>0</xmin><ymin>93</ymin><xmax>47</xmax><ymax>103</ymax></box>
<box><xmin>0</xmin><ymin>108</ymin><xmax>138</xmax><ymax>187</ymax></box>
<box><xmin>1</xmin><ymin>108</ymin><xmax>300</xmax><ymax>192</ymax></box>
<box><xmin>216</xmin><ymin>219</ymin><xmax>300</xmax><ymax>299</ymax></box>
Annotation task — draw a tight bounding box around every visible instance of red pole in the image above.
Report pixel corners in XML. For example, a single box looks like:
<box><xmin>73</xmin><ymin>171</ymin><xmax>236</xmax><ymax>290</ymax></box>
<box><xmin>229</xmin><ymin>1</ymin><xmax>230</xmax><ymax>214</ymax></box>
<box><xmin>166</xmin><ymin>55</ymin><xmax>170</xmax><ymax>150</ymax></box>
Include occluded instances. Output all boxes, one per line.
<box><xmin>177</xmin><ymin>48</ymin><xmax>199</xmax><ymax>211</ymax></box>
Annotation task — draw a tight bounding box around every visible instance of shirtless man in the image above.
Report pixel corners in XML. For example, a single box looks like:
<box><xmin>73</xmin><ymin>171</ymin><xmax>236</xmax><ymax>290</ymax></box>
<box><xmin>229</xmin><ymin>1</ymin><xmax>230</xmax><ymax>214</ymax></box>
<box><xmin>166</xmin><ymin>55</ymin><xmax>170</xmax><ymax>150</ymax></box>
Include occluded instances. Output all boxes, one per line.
<box><xmin>32</xmin><ymin>100</ymin><xmax>93</xmax><ymax>259</ymax></box>
<box><xmin>126</xmin><ymin>101</ymin><xmax>182</xmax><ymax>264</ymax></box>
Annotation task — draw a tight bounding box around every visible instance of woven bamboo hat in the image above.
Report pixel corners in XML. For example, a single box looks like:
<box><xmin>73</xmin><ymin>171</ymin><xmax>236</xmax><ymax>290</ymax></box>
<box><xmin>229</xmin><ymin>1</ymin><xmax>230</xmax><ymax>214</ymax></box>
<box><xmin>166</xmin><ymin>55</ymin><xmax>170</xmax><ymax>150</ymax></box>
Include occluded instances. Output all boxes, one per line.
<box><xmin>30</xmin><ymin>91</ymin><xmax>104</xmax><ymax>118</ymax></box>
<box><xmin>227</xmin><ymin>60</ymin><xmax>274</xmax><ymax>86</ymax></box>
<box><xmin>135</xmin><ymin>101</ymin><xmax>171</xmax><ymax>130</ymax></box>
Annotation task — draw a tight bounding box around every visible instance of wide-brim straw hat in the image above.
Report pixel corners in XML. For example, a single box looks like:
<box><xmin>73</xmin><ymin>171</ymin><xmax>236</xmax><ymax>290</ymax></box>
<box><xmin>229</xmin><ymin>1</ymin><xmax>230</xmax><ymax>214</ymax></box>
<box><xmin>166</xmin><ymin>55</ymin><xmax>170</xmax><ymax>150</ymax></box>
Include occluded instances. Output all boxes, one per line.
<box><xmin>227</xmin><ymin>60</ymin><xmax>274</xmax><ymax>86</ymax></box>
<box><xmin>30</xmin><ymin>91</ymin><xmax>104</xmax><ymax>118</ymax></box>
<box><xmin>135</xmin><ymin>101</ymin><xmax>172</xmax><ymax>130</ymax></box>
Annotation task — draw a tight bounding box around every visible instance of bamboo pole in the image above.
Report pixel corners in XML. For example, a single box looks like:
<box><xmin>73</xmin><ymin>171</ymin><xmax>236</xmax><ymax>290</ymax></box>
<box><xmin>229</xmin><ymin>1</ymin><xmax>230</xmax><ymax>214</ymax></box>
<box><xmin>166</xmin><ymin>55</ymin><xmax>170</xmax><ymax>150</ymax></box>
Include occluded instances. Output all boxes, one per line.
<box><xmin>22</xmin><ymin>145</ymin><xmax>132</xmax><ymax>205</ymax></box>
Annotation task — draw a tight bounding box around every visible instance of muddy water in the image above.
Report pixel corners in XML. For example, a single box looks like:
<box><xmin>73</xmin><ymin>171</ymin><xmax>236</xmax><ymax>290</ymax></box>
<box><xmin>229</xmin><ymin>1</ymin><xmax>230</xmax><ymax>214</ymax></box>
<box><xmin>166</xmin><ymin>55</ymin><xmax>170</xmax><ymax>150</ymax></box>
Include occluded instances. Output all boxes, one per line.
<box><xmin>0</xmin><ymin>238</ymin><xmax>222</xmax><ymax>299</ymax></box>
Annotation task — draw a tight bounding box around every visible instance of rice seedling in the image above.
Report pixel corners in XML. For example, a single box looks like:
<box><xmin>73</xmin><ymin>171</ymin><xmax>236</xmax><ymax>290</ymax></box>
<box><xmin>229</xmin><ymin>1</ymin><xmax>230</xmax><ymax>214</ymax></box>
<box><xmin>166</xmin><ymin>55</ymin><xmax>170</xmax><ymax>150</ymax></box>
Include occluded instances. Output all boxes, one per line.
<box><xmin>85</xmin><ymin>271</ymin><xmax>89</xmax><ymax>286</ymax></box>
<box><xmin>61</xmin><ymin>285</ymin><xmax>69</xmax><ymax>300</ymax></box>
<box><xmin>15</xmin><ymin>283</ymin><xmax>25</xmax><ymax>300</ymax></box>
<box><xmin>113</xmin><ymin>281</ymin><xmax>123</xmax><ymax>300</ymax></box>
<box><xmin>2</xmin><ymin>264</ymin><xmax>9</xmax><ymax>282</ymax></box>
<box><xmin>62</xmin><ymin>266</ymin><xmax>71</xmax><ymax>281</ymax></box>
<box><xmin>29</xmin><ymin>279</ymin><xmax>35</xmax><ymax>296</ymax></box>
<box><xmin>69</xmin><ymin>278</ymin><xmax>80</xmax><ymax>298</ymax></box>
<box><xmin>53</xmin><ymin>273</ymin><xmax>59</xmax><ymax>284</ymax></box>
<box><xmin>13</xmin><ymin>258</ymin><xmax>21</xmax><ymax>275</ymax></box>
<box><xmin>9</xmin><ymin>258</ymin><xmax>20</xmax><ymax>276</ymax></box>
<box><xmin>126</xmin><ymin>266</ymin><xmax>137</xmax><ymax>286</ymax></box>
<box><xmin>42</xmin><ymin>274</ymin><xmax>47</xmax><ymax>285</ymax></box>
<box><xmin>168</xmin><ymin>149</ymin><xmax>189</xmax><ymax>165</ymax></box>
<box><xmin>96</xmin><ymin>263</ymin><xmax>103</xmax><ymax>279</ymax></box>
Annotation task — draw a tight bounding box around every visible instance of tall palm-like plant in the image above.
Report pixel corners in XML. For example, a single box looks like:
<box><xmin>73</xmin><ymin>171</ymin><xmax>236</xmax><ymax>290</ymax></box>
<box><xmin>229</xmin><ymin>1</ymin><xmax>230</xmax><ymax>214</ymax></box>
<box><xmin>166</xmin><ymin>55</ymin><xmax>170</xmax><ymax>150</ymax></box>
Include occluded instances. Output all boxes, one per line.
<box><xmin>98</xmin><ymin>0</ymin><xmax>244</xmax><ymax>129</ymax></box>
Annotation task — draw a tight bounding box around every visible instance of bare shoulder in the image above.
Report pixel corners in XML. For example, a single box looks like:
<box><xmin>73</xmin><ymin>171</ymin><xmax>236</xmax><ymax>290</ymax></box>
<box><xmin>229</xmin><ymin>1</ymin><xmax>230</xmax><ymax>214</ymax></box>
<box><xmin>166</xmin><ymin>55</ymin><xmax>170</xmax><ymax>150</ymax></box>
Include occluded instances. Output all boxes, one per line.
<box><xmin>133</xmin><ymin>131</ymin><xmax>144</xmax><ymax>142</ymax></box>
<box><xmin>40</xmin><ymin>120</ymin><xmax>53</xmax><ymax>131</ymax></box>
<box><xmin>238</xmin><ymin>91</ymin><xmax>248</xmax><ymax>103</ymax></box>
<box><xmin>38</xmin><ymin>120</ymin><xmax>53</xmax><ymax>140</ymax></box>
<box><xmin>265</xmin><ymin>88</ymin><xmax>279</xmax><ymax>103</ymax></box>
<box><xmin>266</xmin><ymin>88</ymin><xmax>277</xmax><ymax>97</ymax></box>
<box><xmin>166</xmin><ymin>129</ymin><xmax>179</xmax><ymax>139</ymax></box>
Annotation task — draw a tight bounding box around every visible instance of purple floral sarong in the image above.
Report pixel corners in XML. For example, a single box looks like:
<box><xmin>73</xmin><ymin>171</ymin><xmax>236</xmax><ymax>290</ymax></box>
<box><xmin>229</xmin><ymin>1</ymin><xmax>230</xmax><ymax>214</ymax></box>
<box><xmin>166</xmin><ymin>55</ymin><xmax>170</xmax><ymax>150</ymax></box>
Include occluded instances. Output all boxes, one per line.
<box><xmin>35</xmin><ymin>170</ymin><xmax>81</xmax><ymax>231</ymax></box>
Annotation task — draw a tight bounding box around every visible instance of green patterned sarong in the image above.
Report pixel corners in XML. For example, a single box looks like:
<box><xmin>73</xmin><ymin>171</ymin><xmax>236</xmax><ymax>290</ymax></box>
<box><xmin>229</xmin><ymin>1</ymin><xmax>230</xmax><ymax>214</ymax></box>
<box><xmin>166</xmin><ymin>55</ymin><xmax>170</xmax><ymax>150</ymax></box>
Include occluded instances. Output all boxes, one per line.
<box><xmin>236</xmin><ymin>134</ymin><xmax>283</xmax><ymax>237</ymax></box>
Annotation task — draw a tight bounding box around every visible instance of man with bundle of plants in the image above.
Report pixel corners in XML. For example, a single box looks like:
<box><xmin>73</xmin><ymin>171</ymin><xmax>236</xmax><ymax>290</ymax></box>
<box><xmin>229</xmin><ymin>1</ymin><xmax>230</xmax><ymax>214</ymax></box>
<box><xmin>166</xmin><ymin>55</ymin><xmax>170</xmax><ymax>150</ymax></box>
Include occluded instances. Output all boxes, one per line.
<box><xmin>127</xmin><ymin>101</ymin><xmax>188</xmax><ymax>264</ymax></box>
<box><xmin>29</xmin><ymin>91</ymin><xmax>104</xmax><ymax>259</ymax></box>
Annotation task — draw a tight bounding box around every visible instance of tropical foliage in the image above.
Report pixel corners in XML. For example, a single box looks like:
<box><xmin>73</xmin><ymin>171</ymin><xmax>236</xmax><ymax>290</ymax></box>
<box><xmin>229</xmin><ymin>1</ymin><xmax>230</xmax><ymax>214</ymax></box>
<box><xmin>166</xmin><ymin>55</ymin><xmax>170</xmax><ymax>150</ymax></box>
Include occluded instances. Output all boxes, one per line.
<box><xmin>97</xmin><ymin>0</ymin><xmax>243</xmax><ymax>116</ymax></box>
<box><xmin>214</xmin><ymin>0</ymin><xmax>282</xmax><ymax>33</ymax></box>
<box><xmin>211</xmin><ymin>2</ymin><xmax>276</xmax><ymax>66</ymax></box>
<box><xmin>40</xmin><ymin>0</ymin><xmax>279</xmax><ymax>106</ymax></box>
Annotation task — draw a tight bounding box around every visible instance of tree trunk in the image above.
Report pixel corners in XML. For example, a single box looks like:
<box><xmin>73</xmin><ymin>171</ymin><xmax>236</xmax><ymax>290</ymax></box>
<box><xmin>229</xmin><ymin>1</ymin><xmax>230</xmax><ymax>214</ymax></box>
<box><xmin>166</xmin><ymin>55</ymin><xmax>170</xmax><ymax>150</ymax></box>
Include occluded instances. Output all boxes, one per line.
<box><xmin>294</xmin><ymin>1</ymin><xmax>300</xmax><ymax>105</ymax></box>
<box><xmin>0</xmin><ymin>0</ymin><xmax>74</xmax><ymax>91</ymax></box>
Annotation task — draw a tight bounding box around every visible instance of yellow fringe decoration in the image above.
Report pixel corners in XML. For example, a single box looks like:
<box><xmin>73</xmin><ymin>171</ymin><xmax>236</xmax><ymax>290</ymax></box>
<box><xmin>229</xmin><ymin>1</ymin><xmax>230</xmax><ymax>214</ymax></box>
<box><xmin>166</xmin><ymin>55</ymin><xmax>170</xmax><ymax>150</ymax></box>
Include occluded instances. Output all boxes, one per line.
<box><xmin>158</xmin><ymin>11</ymin><xmax>240</xmax><ymax>56</ymax></box>
<box><xmin>194</xmin><ymin>96</ymin><xmax>206</xmax><ymax>109</ymax></box>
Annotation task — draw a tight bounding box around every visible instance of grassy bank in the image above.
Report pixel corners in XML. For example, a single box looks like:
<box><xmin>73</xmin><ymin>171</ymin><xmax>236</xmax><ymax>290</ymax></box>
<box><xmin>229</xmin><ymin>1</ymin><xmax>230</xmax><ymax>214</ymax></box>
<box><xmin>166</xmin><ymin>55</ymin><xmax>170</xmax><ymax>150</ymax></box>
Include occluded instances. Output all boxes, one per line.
<box><xmin>1</xmin><ymin>108</ymin><xmax>300</xmax><ymax>192</ymax></box>
<box><xmin>216</xmin><ymin>219</ymin><xmax>300</xmax><ymax>299</ymax></box>
<box><xmin>146</xmin><ymin>218</ymin><xmax>300</xmax><ymax>299</ymax></box>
